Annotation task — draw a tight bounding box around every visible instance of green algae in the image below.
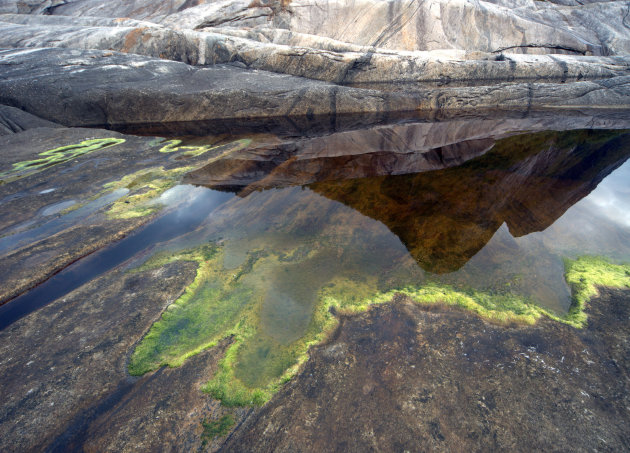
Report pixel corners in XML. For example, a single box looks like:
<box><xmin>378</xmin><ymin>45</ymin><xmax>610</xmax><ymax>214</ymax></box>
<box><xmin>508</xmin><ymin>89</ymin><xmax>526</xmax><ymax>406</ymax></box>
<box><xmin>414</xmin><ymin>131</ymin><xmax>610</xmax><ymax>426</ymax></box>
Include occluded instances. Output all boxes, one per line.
<box><xmin>128</xmin><ymin>244</ymin><xmax>256</xmax><ymax>375</ymax></box>
<box><xmin>99</xmin><ymin>138</ymin><xmax>253</xmax><ymax>219</ymax></box>
<box><xmin>0</xmin><ymin>138</ymin><xmax>125</xmax><ymax>184</ymax></box>
<box><xmin>129</xmin><ymin>243</ymin><xmax>630</xmax><ymax>407</ymax></box>
<box><xmin>564</xmin><ymin>256</ymin><xmax>630</xmax><ymax>327</ymax></box>
<box><xmin>155</xmin><ymin>138</ymin><xmax>252</xmax><ymax>157</ymax></box>
<box><xmin>103</xmin><ymin>166</ymin><xmax>193</xmax><ymax>219</ymax></box>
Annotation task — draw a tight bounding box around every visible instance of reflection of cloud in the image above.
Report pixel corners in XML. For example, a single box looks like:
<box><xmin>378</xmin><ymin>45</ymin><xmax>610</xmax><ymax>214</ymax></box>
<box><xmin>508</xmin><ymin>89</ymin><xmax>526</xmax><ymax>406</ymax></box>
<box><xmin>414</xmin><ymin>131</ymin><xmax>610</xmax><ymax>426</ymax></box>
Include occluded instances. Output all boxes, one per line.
<box><xmin>581</xmin><ymin>161</ymin><xmax>630</xmax><ymax>227</ymax></box>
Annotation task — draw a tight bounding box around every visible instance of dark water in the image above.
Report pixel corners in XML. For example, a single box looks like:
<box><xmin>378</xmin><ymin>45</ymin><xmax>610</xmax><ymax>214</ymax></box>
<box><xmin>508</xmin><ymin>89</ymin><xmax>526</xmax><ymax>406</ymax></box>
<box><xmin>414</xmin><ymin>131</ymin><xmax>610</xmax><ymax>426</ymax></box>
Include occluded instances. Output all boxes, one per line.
<box><xmin>1</xmin><ymin>126</ymin><xmax>630</xmax><ymax>338</ymax></box>
<box><xmin>0</xmin><ymin>187</ymin><xmax>233</xmax><ymax>330</ymax></box>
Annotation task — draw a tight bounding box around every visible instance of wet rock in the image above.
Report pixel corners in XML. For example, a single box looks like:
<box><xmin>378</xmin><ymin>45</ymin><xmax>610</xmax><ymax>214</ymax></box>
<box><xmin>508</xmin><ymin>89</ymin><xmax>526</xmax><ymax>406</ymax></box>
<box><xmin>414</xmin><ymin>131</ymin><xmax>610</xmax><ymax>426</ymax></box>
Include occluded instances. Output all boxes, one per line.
<box><xmin>0</xmin><ymin>260</ymin><xmax>220</xmax><ymax>452</ymax></box>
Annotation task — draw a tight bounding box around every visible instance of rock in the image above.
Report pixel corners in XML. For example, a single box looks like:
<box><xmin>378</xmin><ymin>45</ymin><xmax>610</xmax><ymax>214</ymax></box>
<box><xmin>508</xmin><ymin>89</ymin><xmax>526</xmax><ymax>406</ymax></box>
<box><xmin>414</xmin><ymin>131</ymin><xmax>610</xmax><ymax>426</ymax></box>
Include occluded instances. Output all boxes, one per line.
<box><xmin>4</xmin><ymin>0</ymin><xmax>630</xmax><ymax>56</ymax></box>
<box><xmin>1</xmin><ymin>47</ymin><xmax>629</xmax><ymax>128</ymax></box>
<box><xmin>0</xmin><ymin>104</ymin><xmax>61</xmax><ymax>135</ymax></box>
<box><xmin>0</xmin><ymin>47</ymin><xmax>422</xmax><ymax>127</ymax></box>
<box><xmin>1</xmin><ymin>14</ymin><xmax>629</xmax><ymax>84</ymax></box>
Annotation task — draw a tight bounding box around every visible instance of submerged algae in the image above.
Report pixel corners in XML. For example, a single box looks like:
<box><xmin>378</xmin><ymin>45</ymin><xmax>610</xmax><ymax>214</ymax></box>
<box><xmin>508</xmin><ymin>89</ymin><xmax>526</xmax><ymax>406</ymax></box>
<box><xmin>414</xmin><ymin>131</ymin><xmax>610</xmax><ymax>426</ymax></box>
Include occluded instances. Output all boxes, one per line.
<box><xmin>129</xmin><ymin>233</ymin><xmax>630</xmax><ymax>406</ymax></box>
<box><xmin>102</xmin><ymin>138</ymin><xmax>254</xmax><ymax>219</ymax></box>
<box><xmin>103</xmin><ymin>166</ymin><xmax>193</xmax><ymax>219</ymax></box>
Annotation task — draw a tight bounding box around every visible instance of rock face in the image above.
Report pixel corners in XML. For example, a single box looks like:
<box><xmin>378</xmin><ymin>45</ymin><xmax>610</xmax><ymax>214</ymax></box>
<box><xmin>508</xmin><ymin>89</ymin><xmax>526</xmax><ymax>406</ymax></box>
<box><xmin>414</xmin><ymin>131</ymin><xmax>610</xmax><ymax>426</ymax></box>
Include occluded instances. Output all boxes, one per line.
<box><xmin>0</xmin><ymin>104</ymin><xmax>60</xmax><ymax>135</ymax></box>
<box><xmin>3</xmin><ymin>0</ymin><xmax>630</xmax><ymax>56</ymax></box>
<box><xmin>1</xmin><ymin>0</ymin><xmax>630</xmax><ymax>122</ymax></box>
<box><xmin>1</xmin><ymin>46</ymin><xmax>629</xmax><ymax>128</ymax></box>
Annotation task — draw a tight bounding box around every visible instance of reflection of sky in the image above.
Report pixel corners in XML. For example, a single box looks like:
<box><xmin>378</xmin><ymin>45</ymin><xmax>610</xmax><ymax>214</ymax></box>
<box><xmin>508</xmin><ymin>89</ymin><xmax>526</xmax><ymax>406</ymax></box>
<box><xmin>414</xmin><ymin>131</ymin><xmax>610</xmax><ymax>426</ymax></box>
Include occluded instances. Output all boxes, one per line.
<box><xmin>533</xmin><ymin>159</ymin><xmax>630</xmax><ymax>262</ymax></box>
<box><xmin>579</xmin><ymin>160</ymin><xmax>630</xmax><ymax>228</ymax></box>
<box><xmin>444</xmin><ymin>159</ymin><xmax>630</xmax><ymax>313</ymax></box>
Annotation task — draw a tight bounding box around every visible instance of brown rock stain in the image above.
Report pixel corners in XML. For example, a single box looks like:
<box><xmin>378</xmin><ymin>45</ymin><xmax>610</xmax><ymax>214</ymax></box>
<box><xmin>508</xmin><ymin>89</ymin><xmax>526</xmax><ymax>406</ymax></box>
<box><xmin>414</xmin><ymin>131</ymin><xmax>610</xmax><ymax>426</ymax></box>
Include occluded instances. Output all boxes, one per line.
<box><xmin>122</xmin><ymin>27</ymin><xmax>149</xmax><ymax>53</ymax></box>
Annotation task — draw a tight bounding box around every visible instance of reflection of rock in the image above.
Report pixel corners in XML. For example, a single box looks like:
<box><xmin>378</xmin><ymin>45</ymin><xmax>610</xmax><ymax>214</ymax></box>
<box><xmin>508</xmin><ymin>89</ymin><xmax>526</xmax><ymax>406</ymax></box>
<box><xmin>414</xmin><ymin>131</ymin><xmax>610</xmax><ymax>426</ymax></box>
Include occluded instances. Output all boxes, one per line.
<box><xmin>185</xmin><ymin>125</ymin><xmax>497</xmax><ymax>192</ymax></box>
<box><xmin>186</xmin><ymin>113</ymin><xmax>630</xmax><ymax>192</ymax></box>
<box><xmin>187</xmin><ymin>123</ymin><xmax>630</xmax><ymax>274</ymax></box>
<box><xmin>311</xmin><ymin>130</ymin><xmax>630</xmax><ymax>273</ymax></box>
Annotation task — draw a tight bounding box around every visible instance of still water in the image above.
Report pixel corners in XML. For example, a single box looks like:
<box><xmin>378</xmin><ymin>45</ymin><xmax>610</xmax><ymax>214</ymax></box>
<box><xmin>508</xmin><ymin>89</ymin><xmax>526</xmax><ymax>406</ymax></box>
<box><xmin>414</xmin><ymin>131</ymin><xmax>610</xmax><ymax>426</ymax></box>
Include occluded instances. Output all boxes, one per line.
<box><xmin>2</xmin><ymin>127</ymin><xmax>630</xmax><ymax>392</ymax></box>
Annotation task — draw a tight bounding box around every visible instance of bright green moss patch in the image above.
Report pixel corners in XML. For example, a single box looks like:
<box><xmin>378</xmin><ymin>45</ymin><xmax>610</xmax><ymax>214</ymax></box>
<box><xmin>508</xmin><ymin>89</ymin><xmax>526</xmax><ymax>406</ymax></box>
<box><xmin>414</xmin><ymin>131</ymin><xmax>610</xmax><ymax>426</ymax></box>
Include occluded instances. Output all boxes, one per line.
<box><xmin>0</xmin><ymin>138</ymin><xmax>125</xmax><ymax>183</ymax></box>
<box><xmin>130</xmin><ymin>246</ymin><xmax>629</xmax><ymax>407</ymax></box>
<box><xmin>564</xmin><ymin>256</ymin><xmax>630</xmax><ymax>327</ymax></box>
<box><xmin>128</xmin><ymin>244</ymin><xmax>257</xmax><ymax>375</ymax></box>
<box><xmin>103</xmin><ymin>166</ymin><xmax>192</xmax><ymax>219</ymax></box>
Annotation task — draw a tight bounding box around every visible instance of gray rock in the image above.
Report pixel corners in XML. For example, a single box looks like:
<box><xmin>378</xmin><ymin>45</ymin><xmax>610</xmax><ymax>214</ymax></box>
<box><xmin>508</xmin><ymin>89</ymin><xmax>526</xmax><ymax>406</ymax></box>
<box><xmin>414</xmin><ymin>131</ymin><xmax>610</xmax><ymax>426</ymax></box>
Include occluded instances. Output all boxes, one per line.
<box><xmin>1</xmin><ymin>48</ymin><xmax>629</xmax><ymax>127</ymax></box>
<box><xmin>0</xmin><ymin>104</ymin><xmax>61</xmax><ymax>135</ymax></box>
<box><xmin>0</xmin><ymin>48</ymin><xmax>422</xmax><ymax>126</ymax></box>
<box><xmin>1</xmin><ymin>14</ymin><xmax>629</xmax><ymax>86</ymax></box>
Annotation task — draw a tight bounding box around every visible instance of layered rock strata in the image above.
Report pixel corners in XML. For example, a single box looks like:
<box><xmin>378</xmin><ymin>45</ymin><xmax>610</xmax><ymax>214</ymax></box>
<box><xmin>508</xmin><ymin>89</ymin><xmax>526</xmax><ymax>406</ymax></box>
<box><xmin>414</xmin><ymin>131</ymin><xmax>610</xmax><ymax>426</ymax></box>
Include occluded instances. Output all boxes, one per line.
<box><xmin>1</xmin><ymin>0</ymin><xmax>630</xmax><ymax>121</ymax></box>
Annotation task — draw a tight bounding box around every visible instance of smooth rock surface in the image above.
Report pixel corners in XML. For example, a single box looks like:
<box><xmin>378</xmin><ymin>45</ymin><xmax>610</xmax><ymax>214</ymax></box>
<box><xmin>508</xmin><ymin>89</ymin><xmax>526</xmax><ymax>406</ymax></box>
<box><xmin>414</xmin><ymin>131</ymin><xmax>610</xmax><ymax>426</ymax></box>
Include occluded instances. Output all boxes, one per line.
<box><xmin>1</xmin><ymin>13</ymin><xmax>629</xmax><ymax>84</ymax></box>
<box><xmin>1</xmin><ymin>47</ymin><xmax>629</xmax><ymax>127</ymax></box>
<box><xmin>221</xmin><ymin>292</ymin><xmax>630</xmax><ymax>452</ymax></box>
<box><xmin>0</xmin><ymin>104</ymin><xmax>61</xmax><ymax>135</ymax></box>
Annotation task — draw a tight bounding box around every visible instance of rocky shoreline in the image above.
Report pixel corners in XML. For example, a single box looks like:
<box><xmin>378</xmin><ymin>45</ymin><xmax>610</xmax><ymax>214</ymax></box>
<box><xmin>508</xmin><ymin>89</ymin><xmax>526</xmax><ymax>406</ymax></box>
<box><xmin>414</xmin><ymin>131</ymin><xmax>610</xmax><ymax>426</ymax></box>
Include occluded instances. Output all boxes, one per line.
<box><xmin>1</xmin><ymin>0</ymin><xmax>630</xmax><ymax>451</ymax></box>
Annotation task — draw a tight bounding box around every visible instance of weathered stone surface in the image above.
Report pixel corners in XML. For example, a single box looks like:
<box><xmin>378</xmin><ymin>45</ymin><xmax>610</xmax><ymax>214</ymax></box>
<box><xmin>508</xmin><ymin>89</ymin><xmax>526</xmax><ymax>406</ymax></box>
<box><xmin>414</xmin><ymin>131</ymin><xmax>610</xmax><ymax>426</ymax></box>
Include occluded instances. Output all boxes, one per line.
<box><xmin>0</xmin><ymin>47</ymin><xmax>629</xmax><ymax>128</ymax></box>
<box><xmin>4</xmin><ymin>0</ymin><xmax>630</xmax><ymax>57</ymax></box>
<box><xmin>1</xmin><ymin>13</ymin><xmax>629</xmax><ymax>85</ymax></box>
<box><xmin>0</xmin><ymin>259</ymin><xmax>216</xmax><ymax>452</ymax></box>
<box><xmin>0</xmin><ymin>48</ymin><xmax>427</xmax><ymax>126</ymax></box>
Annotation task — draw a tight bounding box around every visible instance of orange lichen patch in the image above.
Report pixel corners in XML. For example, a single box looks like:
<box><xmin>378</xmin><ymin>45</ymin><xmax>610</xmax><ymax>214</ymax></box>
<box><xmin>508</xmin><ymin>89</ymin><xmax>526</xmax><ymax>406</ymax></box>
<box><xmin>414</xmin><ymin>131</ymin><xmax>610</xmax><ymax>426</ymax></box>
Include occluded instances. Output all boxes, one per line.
<box><xmin>122</xmin><ymin>27</ymin><xmax>149</xmax><ymax>53</ymax></box>
<box><xmin>114</xmin><ymin>17</ymin><xmax>132</xmax><ymax>23</ymax></box>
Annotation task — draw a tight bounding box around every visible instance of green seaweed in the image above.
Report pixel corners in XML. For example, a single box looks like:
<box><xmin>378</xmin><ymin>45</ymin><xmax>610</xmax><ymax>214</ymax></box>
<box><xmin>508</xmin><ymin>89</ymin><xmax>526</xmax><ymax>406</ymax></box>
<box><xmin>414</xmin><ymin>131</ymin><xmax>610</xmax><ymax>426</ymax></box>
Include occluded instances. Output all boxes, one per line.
<box><xmin>0</xmin><ymin>138</ymin><xmax>125</xmax><ymax>183</ymax></box>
